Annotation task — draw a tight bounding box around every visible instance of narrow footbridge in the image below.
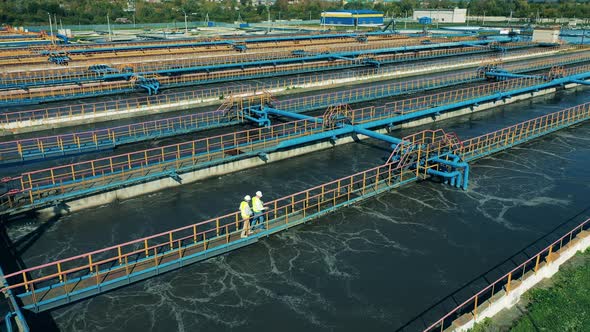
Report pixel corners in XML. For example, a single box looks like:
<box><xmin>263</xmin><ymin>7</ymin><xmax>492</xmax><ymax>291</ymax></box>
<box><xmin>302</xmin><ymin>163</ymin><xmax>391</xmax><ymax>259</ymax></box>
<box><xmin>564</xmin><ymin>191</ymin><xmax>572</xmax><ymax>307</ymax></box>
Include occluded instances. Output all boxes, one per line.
<box><xmin>1</xmin><ymin>53</ymin><xmax>589</xmax><ymax>166</ymax></box>
<box><xmin>1</xmin><ymin>65</ymin><xmax>590</xmax><ymax>216</ymax></box>
<box><xmin>1</xmin><ymin>102</ymin><xmax>589</xmax><ymax>313</ymax></box>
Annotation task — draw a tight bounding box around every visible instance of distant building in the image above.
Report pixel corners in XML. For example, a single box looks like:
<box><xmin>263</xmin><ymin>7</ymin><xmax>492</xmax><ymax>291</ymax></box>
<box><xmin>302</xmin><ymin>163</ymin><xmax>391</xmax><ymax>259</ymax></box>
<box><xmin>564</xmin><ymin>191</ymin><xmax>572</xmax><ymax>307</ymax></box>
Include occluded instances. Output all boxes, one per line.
<box><xmin>412</xmin><ymin>8</ymin><xmax>467</xmax><ymax>24</ymax></box>
<box><xmin>321</xmin><ymin>10</ymin><xmax>384</xmax><ymax>26</ymax></box>
<box><xmin>532</xmin><ymin>28</ymin><xmax>560</xmax><ymax>44</ymax></box>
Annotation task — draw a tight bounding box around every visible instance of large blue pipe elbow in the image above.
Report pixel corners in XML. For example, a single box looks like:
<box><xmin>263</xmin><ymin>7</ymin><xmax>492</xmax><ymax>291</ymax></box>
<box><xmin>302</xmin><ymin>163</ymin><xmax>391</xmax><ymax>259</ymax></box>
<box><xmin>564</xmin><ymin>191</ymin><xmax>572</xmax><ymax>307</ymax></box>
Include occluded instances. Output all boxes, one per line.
<box><xmin>426</xmin><ymin>168</ymin><xmax>462</xmax><ymax>184</ymax></box>
<box><xmin>431</xmin><ymin>156</ymin><xmax>468</xmax><ymax>168</ymax></box>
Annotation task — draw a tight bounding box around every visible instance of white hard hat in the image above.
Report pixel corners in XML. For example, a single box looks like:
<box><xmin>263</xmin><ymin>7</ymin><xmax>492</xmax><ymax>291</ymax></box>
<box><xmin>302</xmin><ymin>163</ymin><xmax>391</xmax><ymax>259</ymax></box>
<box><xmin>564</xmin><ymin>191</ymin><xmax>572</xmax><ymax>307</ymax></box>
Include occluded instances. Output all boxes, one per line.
<box><xmin>256</xmin><ymin>191</ymin><xmax>262</xmax><ymax>197</ymax></box>
<box><xmin>244</xmin><ymin>195</ymin><xmax>251</xmax><ymax>201</ymax></box>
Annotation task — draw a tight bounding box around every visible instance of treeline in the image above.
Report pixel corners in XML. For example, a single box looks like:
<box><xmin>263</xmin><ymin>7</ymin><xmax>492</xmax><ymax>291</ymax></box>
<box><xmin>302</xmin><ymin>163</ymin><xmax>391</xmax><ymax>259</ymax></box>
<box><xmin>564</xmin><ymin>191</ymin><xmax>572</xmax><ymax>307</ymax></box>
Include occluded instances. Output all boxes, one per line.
<box><xmin>0</xmin><ymin>0</ymin><xmax>328</xmax><ymax>26</ymax></box>
<box><xmin>0</xmin><ymin>0</ymin><xmax>589</xmax><ymax>26</ymax></box>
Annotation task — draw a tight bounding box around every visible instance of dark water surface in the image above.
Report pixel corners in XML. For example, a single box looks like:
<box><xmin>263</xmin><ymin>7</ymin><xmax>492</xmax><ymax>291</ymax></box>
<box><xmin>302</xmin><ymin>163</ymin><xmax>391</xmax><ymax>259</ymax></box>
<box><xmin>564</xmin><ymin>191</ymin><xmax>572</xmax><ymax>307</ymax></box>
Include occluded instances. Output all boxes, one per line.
<box><xmin>5</xmin><ymin>88</ymin><xmax>590</xmax><ymax>331</ymax></box>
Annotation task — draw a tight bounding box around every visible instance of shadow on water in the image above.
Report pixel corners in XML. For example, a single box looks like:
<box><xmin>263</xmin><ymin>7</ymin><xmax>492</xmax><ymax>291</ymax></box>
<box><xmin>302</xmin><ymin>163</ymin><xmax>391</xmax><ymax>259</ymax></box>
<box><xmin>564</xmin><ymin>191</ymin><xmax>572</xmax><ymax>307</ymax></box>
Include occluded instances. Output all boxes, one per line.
<box><xmin>0</xmin><ymin>213</ymin><xmax>64</xmax><ymax>331</ymax></box>
<box><xmin>22</xmin><ymin>311</ymin><xmax>60</xmax><ymax>332</ymax></box>
<box><xmin>11</xmin><ymin>213</ymin><xmax>64</xmax><ymax>257</ymax></box>
<box><xmin>396</xmin><ymin>206</ymin><xmax>590</xmax><ymax>332</ymax></box>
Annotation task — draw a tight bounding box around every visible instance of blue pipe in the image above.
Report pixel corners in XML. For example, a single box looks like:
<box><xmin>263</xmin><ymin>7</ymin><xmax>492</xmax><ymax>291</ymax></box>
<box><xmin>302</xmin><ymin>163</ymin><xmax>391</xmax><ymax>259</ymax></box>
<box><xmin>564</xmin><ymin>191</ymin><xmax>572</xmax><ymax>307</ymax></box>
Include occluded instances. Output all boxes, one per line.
<box><xmin>275</xmin><ymin>127</ymin><xmax>353</xmax><ymax>150</ymax></box>
<box><xmin>134</xmin><ymin>39</ymin><xmax>509</xmax><ymax>76</ymax></box>
<box><xmin>0</xmin><ymin>265</ymin><xmax>29</xmax><ymax>332</ymax></box>
<box><xmin>43</xmin><ymin>41</ymin><xmax>235</xmax><ymax>55</ymax></box>
<box><xmin>430</xmin><ymin>155</ymin><xmax>469</xmax><ymax>190</ymax></box>
<box><xmin>463</xmin><ymin>164</ymin><xmax>469</xmax><ymax>190</ymax></box>
<box><xmin>431</xmin><ymin>156</ymin><xmax>468</xmax><ymax>168</ymax></box>
<box><xmin>354</xmin><ymin>70</ymin><xmax>590</xmax><ymax>132</ymax></box>
<box><xmin>4</xmin><ymin>312</ymin><xmax>13</xmax><ymax>332</ymax></box>
<box><xmin>330</xmin><ymin>55</ymin><xmax>355</xmax><ymax>61</ymax></box>
<box><xmin>485</xmin><ymin>72</ymin><xmax>541</xmax><ymax>79</ymax></box>
<box><xmin>264</xmin><ymin>108</ymin><xmax>404</xmax><ymax>147</ymax></box>
<box><xmin>570</xmin><ymin>79</ymin><xmax>590</xmax><ymax>85</ymax></box>
<box><xmin>352</xmin><ymin>126</ymin><xmax>403</xmax><ymax>148</ymax></box>
<box><xmin>265</xmin><ymin>107</ymin><xmax>322</xmax><ymax>122</ymax></box>
<box><xmin>426</xmin><ymin>168</ymin><xmax>463</xmax><ymax>188</ymax></box>
<box><xmin>37</xmin><ymin>32</ymin><xmax>399</xmax><ymax>56</ymax></box>
<box><xmin>243</xmin><ymin>115</ymin><xmax>270</xmax><ymax>127</ymax></box>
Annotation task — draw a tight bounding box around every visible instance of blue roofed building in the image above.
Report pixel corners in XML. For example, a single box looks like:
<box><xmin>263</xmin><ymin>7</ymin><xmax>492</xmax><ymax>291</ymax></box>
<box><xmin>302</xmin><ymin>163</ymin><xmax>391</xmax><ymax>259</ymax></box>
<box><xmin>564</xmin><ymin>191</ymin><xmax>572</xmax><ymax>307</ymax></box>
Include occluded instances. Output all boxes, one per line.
<box><xmin>320</xmin><ymin>10</ymin><xmax>384</xmax><ymax>27</ymax></box>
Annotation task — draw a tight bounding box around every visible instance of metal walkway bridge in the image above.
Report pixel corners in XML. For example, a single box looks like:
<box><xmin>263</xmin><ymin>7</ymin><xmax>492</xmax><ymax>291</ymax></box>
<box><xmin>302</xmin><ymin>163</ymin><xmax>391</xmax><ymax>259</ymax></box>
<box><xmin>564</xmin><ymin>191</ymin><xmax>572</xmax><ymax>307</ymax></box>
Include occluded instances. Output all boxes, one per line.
<box><xmin>0</xmin><ymin>31</ymin><xmax>408</xmax><ymax>67</ymax></box>
<box><xmin>0</xmin><ymin>46</ymin><xmax>572</xmax><ymax>129</ymax></box>
<box><xmin>1</xmin><ymin>102</ymin><xmax>588</xmax><ymax>313</ymax></box>
<box><xmin>0</xmin><ymin>36</ymin><xmax>465</xmax><ymax>89</ymax></box>
<box><xmin>0</xmin><ymin>38</ymin><xmax>524</xmax><ymax>105</ymax></box>
<box><xmin>1</xmin><ymin>56</ymin><xmax>589</xmax><ymax>166</ymax></box>
<box><xmin>0</xmin><ymin>44</ymin><xmax>569</xmax><ymax>107</ymax></box>
<box><xmin>1</xmin><ymin>66</ymin><xmax>590</xmax><ymax>216</ymax></box>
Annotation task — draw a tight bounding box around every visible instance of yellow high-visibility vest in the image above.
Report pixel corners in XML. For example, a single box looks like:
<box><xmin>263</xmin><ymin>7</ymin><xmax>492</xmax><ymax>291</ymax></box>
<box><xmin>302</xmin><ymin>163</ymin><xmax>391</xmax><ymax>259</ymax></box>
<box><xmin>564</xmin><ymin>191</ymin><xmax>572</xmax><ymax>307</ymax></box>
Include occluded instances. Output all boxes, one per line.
<box><xmin>252</xmin><ymin>196</ymin><xmax>264</xmax><ymax>213</ymax></box>
<box><xmin>240</xmin><ymin>201</ymin><xmax>252</xmax><ymax>219</ymax></box>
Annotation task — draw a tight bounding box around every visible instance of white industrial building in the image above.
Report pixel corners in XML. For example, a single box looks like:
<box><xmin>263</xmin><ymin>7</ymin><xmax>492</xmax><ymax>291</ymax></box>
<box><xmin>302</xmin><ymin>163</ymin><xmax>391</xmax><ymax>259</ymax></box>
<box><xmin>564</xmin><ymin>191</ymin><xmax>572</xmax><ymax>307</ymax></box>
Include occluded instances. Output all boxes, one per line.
<box><xmin>532</xmin><ymin>28</ymin><xmax>560</xmax><ymax>44</ymax></box>
<box><xmin>412</xmin><ymin>8</ymin><xmax>467</xmax><ymax>24</ymax></box>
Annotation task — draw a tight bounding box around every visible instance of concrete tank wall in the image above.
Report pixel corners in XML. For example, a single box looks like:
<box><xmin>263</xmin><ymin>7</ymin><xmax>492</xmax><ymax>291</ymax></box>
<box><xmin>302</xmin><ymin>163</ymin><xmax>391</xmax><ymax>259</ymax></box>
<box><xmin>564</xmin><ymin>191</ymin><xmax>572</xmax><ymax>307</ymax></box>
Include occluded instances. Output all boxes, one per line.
<box><xmin>36</xmin><ymin>81</ymin><xmax>588</xmax><ymax>218</ymax></box>
<box><xmin>0</xmin><ymin>49</ymin><xmax>563</xmax><ymax>135</ymax></box>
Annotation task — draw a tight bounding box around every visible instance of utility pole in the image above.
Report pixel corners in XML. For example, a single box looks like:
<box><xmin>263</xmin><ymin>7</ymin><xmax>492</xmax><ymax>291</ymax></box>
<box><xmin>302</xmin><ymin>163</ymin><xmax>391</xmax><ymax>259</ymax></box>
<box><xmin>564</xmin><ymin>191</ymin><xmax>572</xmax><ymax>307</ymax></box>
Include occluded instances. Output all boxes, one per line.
<box><xmin>107</xmin><ymin>13</ymin><xmax>112</xmax><ymax>42</ymax></box>
<box><xmin>267</xmin><ymin>6</ymin><xmax>270</xmax><ymax>33</ymax></box>
<box><xmin>435</xmin><ymin>1</ymin><xmax>440</xmax><ymax>29</ymax></box>
<box><xmin>405</xmin><ymin>11</ymin><xmax>407</xmax><ymax>30</ymax></box>
<box><xmin>48</xmin><ymin>13</ymin><xmax>54</xmax><ymax>45</ymax></box>
<box><xmin>482</xmin><ymin>11</ymin><xmax>486</xmax><ymax>25</ymax></box>
<box><xmin>182</xmin><ymin>10</ymin><xmax>188</xmax><ymax>34</ymax></box>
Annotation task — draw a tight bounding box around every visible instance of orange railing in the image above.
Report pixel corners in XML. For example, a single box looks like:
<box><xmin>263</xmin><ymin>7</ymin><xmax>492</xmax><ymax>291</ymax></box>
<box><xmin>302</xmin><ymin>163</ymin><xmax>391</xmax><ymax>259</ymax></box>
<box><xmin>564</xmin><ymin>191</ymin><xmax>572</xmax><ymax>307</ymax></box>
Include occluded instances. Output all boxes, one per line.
<box><xmin>424</xmin><ymin>218</ymin><xmax>590</xmax><ymax>332</ymax></box>
<box><xmin>459</xmin><ymin>102</ymin><xmax>590</xmax><ymax>161</ymax></box>
<box><xmin>1</xmin><ymin>76</ymin><xmax>547</xmax><ymax>211</ymax></box>
<box><xmin>0</xmin><ymin>151</ymin><xmax>420</xmax><ymax>307</ymax></box>
<box><xmin>0</xmin><ymin>46</ymin><xmax>573</xmax><ymax>124</ymax></box>
<box><xmin>2</xmin><ymin>104</ymin><xmax>588</xmax><ymax>309</ymax></box>
<box><xmin>0</xmin><ymin>72</ymin><xmax>478</xmax><ymax>162</ymax></box>
<box><xmin>15</xmin><ymin>119</ymin><xmax>324</xmax><ymax>201</ymax></box>
<box><xmin>0</xmin><ymin>42</ymin><xmax>503</xmax><ymax>104</ymax></box>
<box><xmin>0</xmin><ymin>37</ymin><xmax>439</xmax><ymax>85</ymax></box>
<box><xmin>0</xmin><ymin>33</ymin><xmax>415</xmax><ymax>67</ymax></box>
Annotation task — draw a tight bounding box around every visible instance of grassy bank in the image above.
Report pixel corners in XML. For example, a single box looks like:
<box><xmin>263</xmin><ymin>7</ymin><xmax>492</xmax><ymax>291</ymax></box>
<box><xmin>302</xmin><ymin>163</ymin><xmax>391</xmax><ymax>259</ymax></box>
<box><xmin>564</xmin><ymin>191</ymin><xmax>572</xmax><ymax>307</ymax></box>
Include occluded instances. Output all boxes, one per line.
<box><xmin>471</xmin><ymin>248</ymin><xmax>590</xmax><ymax>332</ymax></box>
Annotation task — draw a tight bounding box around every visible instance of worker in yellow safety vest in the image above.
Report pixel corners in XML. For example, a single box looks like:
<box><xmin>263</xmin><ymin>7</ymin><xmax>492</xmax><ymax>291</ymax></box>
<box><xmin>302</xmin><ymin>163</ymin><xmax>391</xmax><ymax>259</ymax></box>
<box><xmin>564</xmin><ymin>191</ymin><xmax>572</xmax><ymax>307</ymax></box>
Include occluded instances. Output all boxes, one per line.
<box><xmin>251</xmin><ymin>191</ymin><xmax>267</xmax><ymax>230</ymax></box>
<box><xmin>240</xmin><ymin>195</ymin><xmax>253</xmax><ymax>238</ymax></box>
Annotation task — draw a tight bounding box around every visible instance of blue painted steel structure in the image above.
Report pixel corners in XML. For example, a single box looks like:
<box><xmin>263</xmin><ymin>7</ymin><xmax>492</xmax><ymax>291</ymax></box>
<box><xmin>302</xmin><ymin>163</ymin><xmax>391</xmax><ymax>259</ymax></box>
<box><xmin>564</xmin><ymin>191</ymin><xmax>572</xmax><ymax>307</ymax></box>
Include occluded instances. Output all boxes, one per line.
<box><xmin>0</xmin><ymin>265</ymin><xmax>29</xmax><ymax>332</ymax></box>
<box><xmin>1</xmin><ymin>46</ymin><xmax>527</xmax><ymax>107</ymax></box>
<box><xmin>2</xmin><ymin>102</ymin><xmax>589</xmax><ymax>313</ymax></box>
<box><xmin>2</xmin><ymin>69</ymin><xmax>590</xmax><ymax>216</ymax></box>
<box><xmin>4</xmin><ymin>57</ymin><xmax>582</xmax><ymax>166</ymax></box>
<box><xmin>117</xmin><ymin>38</ymin><xmax>512</xmax><ymax>77</ymax></box>
<box><xmin>25</xmin><ymin>31</ymin><xmax>403</xmax><ymax>58</ymax></box>
<box><xmin>0</xmin><ymin>38</ymin><xmax>513</xmax><ymax>91</ymax></box>
<box><xmin>0</xmin><ymin>46</ymin><xmax>516</xmax><ymax>106</ymax></box>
